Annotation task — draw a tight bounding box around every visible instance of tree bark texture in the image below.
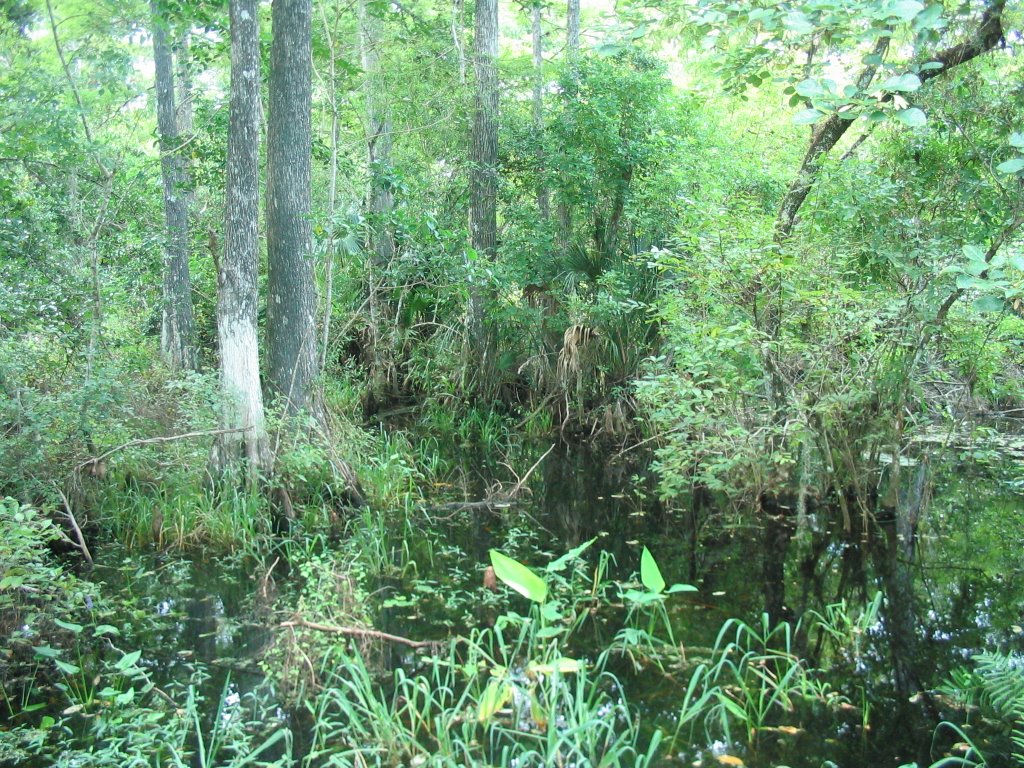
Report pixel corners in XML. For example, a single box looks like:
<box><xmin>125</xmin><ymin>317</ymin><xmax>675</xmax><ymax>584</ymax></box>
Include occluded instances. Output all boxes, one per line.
<box><xmin>266</xmin><ymin>0</ymin><xmax>318</xmax><ymax>417</ymax></box>
<box><xmin>532</xmin><ymin>2</ymin><xmax>550</xmax><ymax>221</ymax></box>
<box><xmin>215</xmin><ymin>0</ymin><xmax>270</xmax><ymax>476</ymax></box>
<box><xmin>556</xmin><ymin>0</ymin><xmax>580</xmax><ymax>253</ymax></box>
<box><xmin>358</xmin><ymin>0</ymin><xmax>396</xmax><ymax>383</ymax></box>
<box><xmin>566</xmin><ymin>0</ymin><xmax>579</xmax><ymax>56</ymax></box>
<box><xmin>468</xmin><ymin>0</ymin><xmax>498</xmax><ymax>356</ymax></box>
<box><xmin>151</xmin><ymin>1</ymin><xmax>197</xmax><ymax>372</ymax></box>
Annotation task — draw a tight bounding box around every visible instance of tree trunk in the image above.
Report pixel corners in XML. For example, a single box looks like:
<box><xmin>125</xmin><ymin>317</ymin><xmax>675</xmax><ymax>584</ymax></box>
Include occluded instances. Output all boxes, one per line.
<box><xmin>151</xmin><ymin>1</ymin><xmax>197</xmax><ymax>372</ymax></box>
<box><xmin>556</xmin><ymin>0</ymin><xmax>579</xmax><ymax>254</ymax></box>
<box><xmin>214</xmin><ymin>0</ymin><xmax>271</xmax><ymax>478</ymax></box>
<box><xmin>566</xmin><ymin>0</ymin><xmax>579</xmax><ymax>56</ymax></box>
<box><xmin>532</xmin><ymin>2</ymin><xmax>549</xmax><ymax>221</ymax></box>
<box><xmin>467</xmin><ymin>0</ymin><xmax>498</xmax><ymax>360</ymax></box>
<box><xmin>266</xmin><ymin>0</ymin><xmax>318</xmax><ymax>417</ymax></box>
<box><xmin>359</xmin><ymin>0</ymin><xmax>395</xmax><ymax>384</ymax></box>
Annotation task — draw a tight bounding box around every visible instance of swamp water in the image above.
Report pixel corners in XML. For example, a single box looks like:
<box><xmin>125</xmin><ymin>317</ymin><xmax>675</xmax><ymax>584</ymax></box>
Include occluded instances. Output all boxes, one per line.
<box><xmin>7</xmin><ymin>440</ymin><xmax>1024</xmax><ymax>767</ymax></box>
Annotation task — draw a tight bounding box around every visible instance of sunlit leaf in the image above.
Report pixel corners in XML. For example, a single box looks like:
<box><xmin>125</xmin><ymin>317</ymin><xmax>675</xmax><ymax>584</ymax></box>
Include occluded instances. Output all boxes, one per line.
<box><xmin>667</xmin><ymin>583</ymin><xmax>699</xmax><ymax>593</ymax></box>
<box><xmin>894</xmin><ymin>107</ymin><xmax>927</xmax><ymax>127</ymax></box>
<box><xmin>489</xmin><ymin>550</ymin><xmax>548</xmax><ymax>603</ymax></box>
<box><xmin>640</xmin><ymin>546</ymin><xmax>666</xmax><ymax>593</ymax></box>
<box><xmin>973</xmin><ymin>295</ymin><xmax>1005</xmax><ymax>313</ymax></box>
<box><xmin>477</xmin><ymin>679</ymin><xmax>513</xmax><ymax>723</ymax></box>
<box><xmin>793</xmin><ymin>108</ymin><xmax>825</xmax><ymax>125</ymax></box>
<box><xmin>996</xmin><ymin>158</ymin><xmax>1024</xmax><ymax>175</ymax></box>
<box><xmin>879</xmin><ymin>73</ymin><xmax>921</xmax><ymax>92</ymax></box>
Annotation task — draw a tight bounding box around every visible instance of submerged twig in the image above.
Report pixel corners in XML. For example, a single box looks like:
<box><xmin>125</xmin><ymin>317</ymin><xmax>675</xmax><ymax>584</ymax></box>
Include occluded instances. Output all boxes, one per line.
<box><xmin>507</xmin><ymin>443</ymin><xmax>555</xmax><ymax>498</ymax></box>
<box><xmin>279</xmin><ymin>617</ymin><xmax>437</xmax><ymax>649</ymax></box>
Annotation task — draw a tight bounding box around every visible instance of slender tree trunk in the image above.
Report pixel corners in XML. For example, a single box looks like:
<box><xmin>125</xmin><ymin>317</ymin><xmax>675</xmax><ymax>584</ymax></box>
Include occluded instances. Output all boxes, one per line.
<box><xmin>556</xmin><ymin>0</ymin><xmax>579</xmax><ymax>253</ymax></box>
<box><xmin>451</xmin><ymin>0</ymin><xmax>466</xmax><ymax>85</ymax></box>
<box><xmin>266</xmin><ymin>0</ymin><xmax>319</xmax><ymax>417</ymax></box>
<box><xmin>468</xmin><ymin>0</ymin><xmax>498</xmax><ymax>360</ymax></box>
<box><xmin>319</xmin><ymin>1</ymin><xmax>341</xmax><ymax>370</ymax></box>
<box><xmin>532</xmin><ymin>2</ymin><xmax>549</xmax><ymax>221</ymax></box>
<box><xmin>214</xmin><ymin>0</ymin><xmax>270</xmax><ymax>477</ymax></box>
<box><xmin>359</xmin><ymin>0</ymin><xmax>395</xmax><ymax>383</ymax></box>
<box><xmin>566</xmin><ymin>0</ymin><xmax>579</xmax><ymax>56</ymax></box>
<box><xmin>151</xmin><ymin>1</ymin><xmax>197</xmax><ymax>372</ymax></box>
<box><xmin>175</xmin><ymin>32</ymin><xmax>197</xmax><ymax>223</ymax></box>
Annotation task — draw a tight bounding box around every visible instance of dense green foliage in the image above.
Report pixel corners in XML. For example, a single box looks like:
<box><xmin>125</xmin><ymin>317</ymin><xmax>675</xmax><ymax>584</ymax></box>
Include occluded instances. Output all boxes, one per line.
<box><xmin>2</xmin><ymin>0</ymin><xmax>1024</xmax><ymax>765</ymax></box>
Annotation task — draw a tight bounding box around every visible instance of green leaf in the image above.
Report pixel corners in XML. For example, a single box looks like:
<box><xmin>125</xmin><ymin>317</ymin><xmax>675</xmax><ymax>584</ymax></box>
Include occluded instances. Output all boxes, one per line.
<box><xmin>489</xmin><ymin>550</ymin><xmax>548</xmax><ymax>603</ymax></box>
<box><xmin>54</xmin><ymin>618</ymin><xmax>84</xmax><ymax>634</ymax></box>
<box><xmin>1009</xmin><ymin>133</ymin><xmax>1024</xmax><ymax>149</ymax></box>
<box><xmin>54</xmin><ymin>659</ymin><xmax>80</xmax><ymax>675</ymax></box>
<box><xmin>894</xmin><ymin>107</ymin><xmax>927</xmax><ymax>127</ymax></box>
<box><xmin>546</xmin><ymin>537</ymin><xmax>596</xmax><ymax>572</ymax></box>
<box><xmin>477</xmin><ymin>679</ymin><xmax>513</xmax><ymax>723</ymax></box>
<box><xmin>93</xmin><ymin>624</ymin><xmax>120</xmax><ymax>637</ymax></box>
<box><xmin>890</xmin><ymin>0</ymin><xmax>924</xmax><ymax>21</ymax></box>
<box><xmin>640</xmin><ymin>546</ymin><xmax>666</xmax><ymax>594</ymax></box>
<box><xmin>114</xmin><ymin>649</ymin><xmax>142</xmax><ymax>672</ymax></box>
<box><xmin>667</xmin><ymin>583</ymin><xmax>699</xmax><ymax>593</ymax></box>
<box><xmin>782</xmin><ymin>11</ymin><xmax>813</xmax><ymax>34</ymax></box>
<box><xmin>918</xmin><ymin>60</ymin><xmax>944</xmax><ymax>70</ymax></box>
<box><xmin>913</xmin><ymin>4</ymin><xmax>943</xmax><ymax>30</ymax></box>
<box><xmin>794</xmin><ymin>78</ymin><xmax>821</xmax><ymax>98</ymax></box>
<box><xmin>996</xmin><ymin>158</ymin><xmax>1024</xmax><ymax>175</ymax></box>
<box><xmin>793</xmin><ymin>108</ymin><xmax>825</xmax><ymax>125</ymax></box>
<box><xmin>879</xmin><ymin>73</ymin><xmax>921</xmax><ymax>92</ymax></box>
<box><xmin>973</xmin><ymin>295</ymin><xmax>1005</xmax><ymax>313</ymax></box>
<box><xmin>33</xmin><ymin>646</ymin><xmax>61</xmax><ymax>659</ymax></box>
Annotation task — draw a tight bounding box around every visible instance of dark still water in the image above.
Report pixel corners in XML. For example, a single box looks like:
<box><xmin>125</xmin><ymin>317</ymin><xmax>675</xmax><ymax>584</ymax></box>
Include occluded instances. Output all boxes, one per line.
<box><xmin>31</xmin><ymin>440</ymin><xmax>1021</xmax><ymax>768</ymax></box>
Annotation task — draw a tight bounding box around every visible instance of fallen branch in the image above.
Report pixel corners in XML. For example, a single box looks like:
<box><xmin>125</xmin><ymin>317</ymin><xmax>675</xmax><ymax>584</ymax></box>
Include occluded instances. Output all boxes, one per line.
<box><xmin>71</xmin><ymin>427</ymin><xmax>249</xmax><ymax>477</ymax></box>
<box><xmin>54</xmin><ymin>486</ymin><xmax>93</xmax><ymax>565</ymax></box>
<box><xmin>278</xmin><ymin>617</ymin><xmax>437</xmax><ymax>649</ymax></box>
<box><xmin>507</xmin><ymin>443</ymin><xmax>555</xmax><ymax>498</ymax></box>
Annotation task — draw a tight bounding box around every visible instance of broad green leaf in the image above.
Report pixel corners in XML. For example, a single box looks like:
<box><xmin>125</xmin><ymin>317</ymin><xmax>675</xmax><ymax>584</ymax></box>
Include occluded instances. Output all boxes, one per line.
<box><xmin>794</xmin><ymin>78</ymin><xmax>821</xmax><ymax>98</ymax></box>
<box><xmin>114</xmin><ymin>649</ymin><xmax>142</xmax><ymax>672</ymax></box>
<box><xmin>879</xmin><ymin>73</ymin><xmax>921</xmax><ymax>92</ymax></box>
<box><xmin>919</xmin><ymin>61</ymin><xmax>944</xmax><ymax>70</ymax></box>
<box><xmin>667</xmin><ymin>583</ymin><xmax>699</xmax><ymax>593</ymax></box>
<box><xmin>640</xmin><ymin>546</ymin><xmax>666</xmax><ymax>594</ymax></box>
<box><xmin>973</xmin><ymin>295</ymin><xmax>1005</xmax><ymax>313</ymax></box>
<box><xmin>793</xmin><ymin>109</ymin><xmax>825</xmax><ymax>125</ymax></box>
<box><xmin>890</xmin><ymin>0</ymin><xmax>924</xmax><ymax>21</ymax></box>
<box><xmin>913</xmin><ymin>4</ymin><xmax>943</xmax><ymax>29</ymax></box>
<box><xmin>33</xmin><ymin>646</ymin><xmax>61</xmax><ymax>659</ymax></box>
<box><xmin>54</xmin><ymin>618</ymin><xmax>84</xmax><ymax>634</ymax></box>
<box><xmin>996</xmin><ymin>158</ymin><xmax>1024</xmax><ymax>175</ymax></box>
<box><xmin>1009</xmin><ymin>132</ymin><xmax>1024</xmax><ymax>149</ymax></box>
<box><xmin>489</xmin><ymin>550</ymin><xmax>548</xmax><ymax>603</ymax></box>
<box><xmin>546</xmin><ymin>537</ymin><xmax>596</xmax><ymax>572</ymax></box>
<box><xmin>956</xmin><ymin>274</ymin><xmax>990</xmax><ymax>290</ymax></box>
<box><xmin>93</xmin><ymin>624</ymin><xmax>120</xmax><ymax>637</ymax></box>
<box><xmin>963</xmin><ymin>244</ymin><xmax>987</xmax><ymax>263</ymax></box>
<box><xmin>54</xmin><ymin>659</ymin><xmax>80</xmax><ymax>675</ymax></box>
<box><xmin>894</xmin><ymin>107</ymin><xmax>926</xmax><ymax>127</ymax></box>
<box><xmin>782</xmin><ymin>11</ymin><xmax>813</xmax><ymax>34</ymax></box>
